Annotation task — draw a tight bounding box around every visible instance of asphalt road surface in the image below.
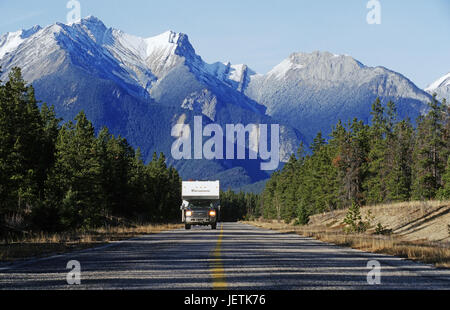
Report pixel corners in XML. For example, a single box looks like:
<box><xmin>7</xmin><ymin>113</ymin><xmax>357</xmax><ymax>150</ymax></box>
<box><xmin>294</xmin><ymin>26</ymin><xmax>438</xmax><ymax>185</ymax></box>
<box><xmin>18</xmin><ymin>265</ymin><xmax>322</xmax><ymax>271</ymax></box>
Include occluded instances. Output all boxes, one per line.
<box><xmin>0</xmin><ymin>223</ymin><xmax>449</xmax><ymax>290</ymax></box>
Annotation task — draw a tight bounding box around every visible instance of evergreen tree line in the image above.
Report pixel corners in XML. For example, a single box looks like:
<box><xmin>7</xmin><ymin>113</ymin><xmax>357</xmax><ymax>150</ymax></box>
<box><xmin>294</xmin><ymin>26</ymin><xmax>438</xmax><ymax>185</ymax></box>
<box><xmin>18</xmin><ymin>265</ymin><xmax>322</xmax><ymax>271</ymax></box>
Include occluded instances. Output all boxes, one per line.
<box><xmin>0</xmin><ymin>68</ymin><xmax>181</xmax><ymax>233</ymax></box>
<box><xmin>261</xmin><ymin>96</ymin><xmax>450</xmax><ymax>224</ymax></box>
<box><xmin>219</xmin><ymin>190</ymin><xmax>260</xmax><ymax>222</ymax></box>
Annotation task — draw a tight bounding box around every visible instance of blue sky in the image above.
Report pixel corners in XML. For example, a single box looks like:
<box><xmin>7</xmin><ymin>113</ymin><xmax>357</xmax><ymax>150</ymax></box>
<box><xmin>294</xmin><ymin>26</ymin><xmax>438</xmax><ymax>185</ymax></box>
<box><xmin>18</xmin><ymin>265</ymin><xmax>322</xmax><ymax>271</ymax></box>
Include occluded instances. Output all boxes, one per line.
<box><xmin>0</xmin><ymin>0</ymin><xmax>449</xmax><ymax>88</ymax></box>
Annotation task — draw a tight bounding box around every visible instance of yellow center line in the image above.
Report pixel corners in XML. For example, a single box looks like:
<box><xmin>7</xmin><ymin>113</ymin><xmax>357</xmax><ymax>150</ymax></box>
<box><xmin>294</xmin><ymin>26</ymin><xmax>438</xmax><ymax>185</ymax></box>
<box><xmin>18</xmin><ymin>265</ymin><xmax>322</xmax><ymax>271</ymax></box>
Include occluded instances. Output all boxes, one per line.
<box><xmin>211</xmin><ymin>223</ymin><xmax>227</xmax><ymax>290</ymax></box>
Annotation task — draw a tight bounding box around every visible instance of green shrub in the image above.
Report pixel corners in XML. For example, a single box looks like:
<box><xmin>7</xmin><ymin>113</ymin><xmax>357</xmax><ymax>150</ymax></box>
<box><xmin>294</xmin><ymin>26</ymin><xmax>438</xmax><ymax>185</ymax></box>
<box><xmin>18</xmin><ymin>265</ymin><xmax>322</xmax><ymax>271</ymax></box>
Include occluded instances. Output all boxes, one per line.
<box><xmin>343</xmin><ymin>202</ymin><xmax>369</xmax><ymax>233</ymax></box>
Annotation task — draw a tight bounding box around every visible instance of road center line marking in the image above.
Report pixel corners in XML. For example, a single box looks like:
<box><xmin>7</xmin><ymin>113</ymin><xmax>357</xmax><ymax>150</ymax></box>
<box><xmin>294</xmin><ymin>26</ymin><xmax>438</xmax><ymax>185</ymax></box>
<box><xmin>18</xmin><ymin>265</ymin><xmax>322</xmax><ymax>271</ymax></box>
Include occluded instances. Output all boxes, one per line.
<box><xmin>211</xmin><ymin>224</ymin><xmax>227</xmax><ymax>290</ymax></box>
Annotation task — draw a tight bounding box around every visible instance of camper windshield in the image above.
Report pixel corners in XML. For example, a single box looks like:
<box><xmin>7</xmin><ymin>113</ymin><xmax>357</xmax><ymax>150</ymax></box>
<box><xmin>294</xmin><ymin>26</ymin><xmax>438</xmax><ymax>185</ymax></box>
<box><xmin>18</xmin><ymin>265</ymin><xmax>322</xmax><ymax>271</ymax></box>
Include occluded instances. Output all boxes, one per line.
<box><xmin>188</xmin><ymin>200</ymin><xmax>213</xmax><ymax>210</ymax></box>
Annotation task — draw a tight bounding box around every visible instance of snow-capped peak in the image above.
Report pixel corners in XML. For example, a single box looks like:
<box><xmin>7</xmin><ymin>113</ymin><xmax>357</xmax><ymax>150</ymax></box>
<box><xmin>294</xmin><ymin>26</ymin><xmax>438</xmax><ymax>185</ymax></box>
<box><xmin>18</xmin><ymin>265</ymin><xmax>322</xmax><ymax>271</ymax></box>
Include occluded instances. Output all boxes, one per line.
<box><xmin>267</xmin><ymin>57</ymin><xmax>305</xmax><ymax>79</ymax></box>
<box><xmin>144</xmin><ymin>30</ymin><xmax>184</xmax><ymax>57</ymax></box>
<box><xmin>0</xmin><ymin>31</ymin><xmax>24</xmax><ymax>59</ymax></box>
<box><xmin>76</xmin><ymin>15</ymin><xmax>106</xmax><ymax>28</ymax></box>
<box><xmin>82</xmin><ymin>15</ymin><xmax>103</xmax><ymax>23</ymax></box>
<box><xmin>0</xmin><ymin>25</ymin><xmax>43</xmax><ymax>59</ymax></box>
<box><xmin>264</xmin><ymin>51</ymin><xmax>367</xmax><ymax>81</ymax></box>
<box><xmin>426</xmin><ymin>72</ymin><xmax>450</xmax><ymax>92</ymax></box>
<box><xmin>63</xmin><ymin>15</ymin><xmax>109</xmax><ymax>44</ymax></box>
<box><xmin>67</xmin><ymin>15</ymin><xmax>103</xmax><ymax>26</ymax></box>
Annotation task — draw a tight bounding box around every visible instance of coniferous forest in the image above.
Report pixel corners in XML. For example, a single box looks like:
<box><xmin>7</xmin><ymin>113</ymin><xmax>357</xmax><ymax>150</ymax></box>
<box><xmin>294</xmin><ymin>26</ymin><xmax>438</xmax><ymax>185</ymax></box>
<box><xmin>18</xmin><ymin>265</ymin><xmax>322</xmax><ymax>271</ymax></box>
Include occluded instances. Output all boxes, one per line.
<box><xmin>260</xmin><ymin>96</ymin><xmax>450</xmax><ymax>224</ymax></box>
<box><xmin>0</xmin><ymin>68</ymin><xmax>182</xmax><ymax>234</ymax></box>
<box><xmin>1</xmin><ymin>67</ymin><xmax>449</xmax><ymax>235</ymax></box>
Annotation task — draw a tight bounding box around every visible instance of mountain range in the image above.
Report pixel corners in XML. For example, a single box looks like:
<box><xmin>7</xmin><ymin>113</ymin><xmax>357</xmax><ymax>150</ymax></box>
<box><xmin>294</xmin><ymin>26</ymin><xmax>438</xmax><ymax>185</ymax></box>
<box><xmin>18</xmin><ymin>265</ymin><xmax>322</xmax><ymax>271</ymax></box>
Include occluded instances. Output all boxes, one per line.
<box><xmin>0</xmin><ymin>16</ymin><xmax>440</xmax><ymax>190</ymax></box>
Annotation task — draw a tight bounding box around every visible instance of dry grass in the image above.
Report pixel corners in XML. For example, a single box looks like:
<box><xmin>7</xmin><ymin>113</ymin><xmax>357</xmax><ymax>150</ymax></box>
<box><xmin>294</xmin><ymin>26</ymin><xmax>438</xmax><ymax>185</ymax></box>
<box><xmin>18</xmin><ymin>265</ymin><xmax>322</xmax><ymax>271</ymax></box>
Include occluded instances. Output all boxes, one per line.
<box><xmin>0</xmin><ymin>223</ymin><xmax>182</xmax><ymax>262</ymax></box>
<box><xmin>245</xmin><ymin>220</ymin><xmax>450</xmax><ymax>268</ymax></box>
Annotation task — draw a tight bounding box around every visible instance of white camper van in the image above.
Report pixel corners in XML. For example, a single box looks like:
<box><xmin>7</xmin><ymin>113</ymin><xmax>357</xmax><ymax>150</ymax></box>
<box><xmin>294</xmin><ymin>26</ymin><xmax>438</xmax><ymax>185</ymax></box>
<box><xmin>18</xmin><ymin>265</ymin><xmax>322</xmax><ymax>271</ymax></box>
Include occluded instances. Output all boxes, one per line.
<box><xmin>181</xmin><ymin>181</ymin><xmax>220</xmax><ymax>230</ymax></box>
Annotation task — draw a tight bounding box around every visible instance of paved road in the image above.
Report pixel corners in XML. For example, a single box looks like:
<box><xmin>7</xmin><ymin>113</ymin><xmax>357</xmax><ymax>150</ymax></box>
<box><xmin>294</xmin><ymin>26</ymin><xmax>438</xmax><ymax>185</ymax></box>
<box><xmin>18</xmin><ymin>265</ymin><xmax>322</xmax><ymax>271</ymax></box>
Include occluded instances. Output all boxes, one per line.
<box><xmin>0</xmin><ymin>223</ymin><xmax>449</xmax><ymax>290</ymax></box>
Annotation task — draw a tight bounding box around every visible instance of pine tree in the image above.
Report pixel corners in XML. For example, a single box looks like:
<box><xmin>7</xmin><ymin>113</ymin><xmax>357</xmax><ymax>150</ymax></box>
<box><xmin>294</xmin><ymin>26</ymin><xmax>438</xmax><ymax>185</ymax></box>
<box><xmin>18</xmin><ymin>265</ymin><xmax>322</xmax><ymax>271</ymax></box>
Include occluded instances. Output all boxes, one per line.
<box><xmin>28</xmin><ymin>103</ymin><xmax>61</xmax><ymax>231</ymax></box>
<box><xmin>442</xmin><ymin>99</ymin><xmax>450</xmax><ymax>178</ymax></box>
<box><xmin>261</xmin><ymin>171</ymin><xmax>280</xmax><ymax>219</ymax></box>
<box><xmin>37</xmin><ymin>103</ymin><xmax>60</xmax><ymax>196</ymax></box>
<box><xmin>278</xmin><ymin>153</ymin><xmax>299</xmax><ymax>222</ymax></box>
<box><xmin>385</xmin><ymin>119</ymin><xmax>414</xmax><ymax>201</ymax></box>
<box><xmin>309</xmin><ymin>132</ymin><xmax>339</xmax><ymax>212</ymax></box>
<box><xmin>339</xmin><ymin>119</ymin><xmax>370</xmax><ymax>206</ymax></box>
<box><xmin>104</xmin><ymin>133</ymin><xmax>134</xmax><ymax>218</ymax></box>
<box><xmin>166</xmin><ymin>166</ymin><xmax>182</xmax><ymax>221</ymax></box>
<box><xmin>50</xmin><ymin>111</ymin><xmax>102</xmax><ymax>229</ymax></box>
<box><xmin>128</xmin><ymin>148</ymin><xmax>148</xmax><ymax>217</ymax></box>
<box><xmin>365</xmin><ymin>98</ymin><xmax>388</xmax><ymax>204</ymax></box>
<box><xmin>439</xmin><ymin>157</ymin><xmax>450</xmax><ymax>199</ymax></box>
<box><xmin>0</xmin><ymin>68</ymin><xmax>45</xmax><ymax>218</ymax></box>
<box><xmin>412</xmin><ymin>95</ymin><xmax>446</xmax><ymax>200</ymax></box>
<box><xmin>342</xmin><ymin>201</ymin><xmax>369</xmax><ymax>233</ymax></box>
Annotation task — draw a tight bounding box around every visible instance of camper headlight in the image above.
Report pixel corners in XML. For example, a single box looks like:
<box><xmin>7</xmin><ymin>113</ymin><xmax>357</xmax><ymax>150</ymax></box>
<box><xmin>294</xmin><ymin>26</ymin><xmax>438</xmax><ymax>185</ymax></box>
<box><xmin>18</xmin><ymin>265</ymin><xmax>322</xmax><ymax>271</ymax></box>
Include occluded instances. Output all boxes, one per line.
<box><xmin>186</xmin><ymin>210</ymin><xmax>193</xmax><ymax>217</ymax></box>
<box><xmin>209</xmin><ymin>210</ymin><xmax>216</xmax><ymax>217</ymax></box>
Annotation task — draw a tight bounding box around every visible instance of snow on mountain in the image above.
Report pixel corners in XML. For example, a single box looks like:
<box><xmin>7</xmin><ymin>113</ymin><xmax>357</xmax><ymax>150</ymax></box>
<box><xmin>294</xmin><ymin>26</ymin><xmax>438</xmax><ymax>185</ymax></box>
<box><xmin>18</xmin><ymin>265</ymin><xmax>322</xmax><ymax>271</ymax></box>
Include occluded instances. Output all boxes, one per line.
<box><xmin>0</xmin><ymin>17</ymin><xmax>261</xmax><ymax>112</ymax></box>
<box><xmin>0</xmin><ymin>31</ymin><xmax>24</xmax><ymax>59</ymax></box>
<box><xmin>243</xmin><ymin>51</ymin><xmax>432</xmax><ymax>141</ymax></box>
<box><xmin>426</xmin><ymin>72</ymin><xmax>450</xmax><ymax>103</ymax></box>
<box><xmin>426</xmin><ymin>72</ymin><xmax>450</xmax><ymax>91</ymax></box>
<box><xmin>0</xmin><ymin>16</ymin><xmax>435</xmax><ymax>187</ymax></box>
<box><xmin>0</xmin><ymin>25</ymin><xmax>42</xmax><ymax>59</ymax></box>
<box><xmin>202</xmin><ymin>62</ymin><xmax>256</xmax><ymax>91</ymax></box>
<box><xmin>0</xmin><ymin>16</ymin><xmax>303</xmax><ymax>189</ymax></box>
<box><xmin>266</xmin><ymin>57</ymin><xmax>305</xmax><ymax>80</ymax></box>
